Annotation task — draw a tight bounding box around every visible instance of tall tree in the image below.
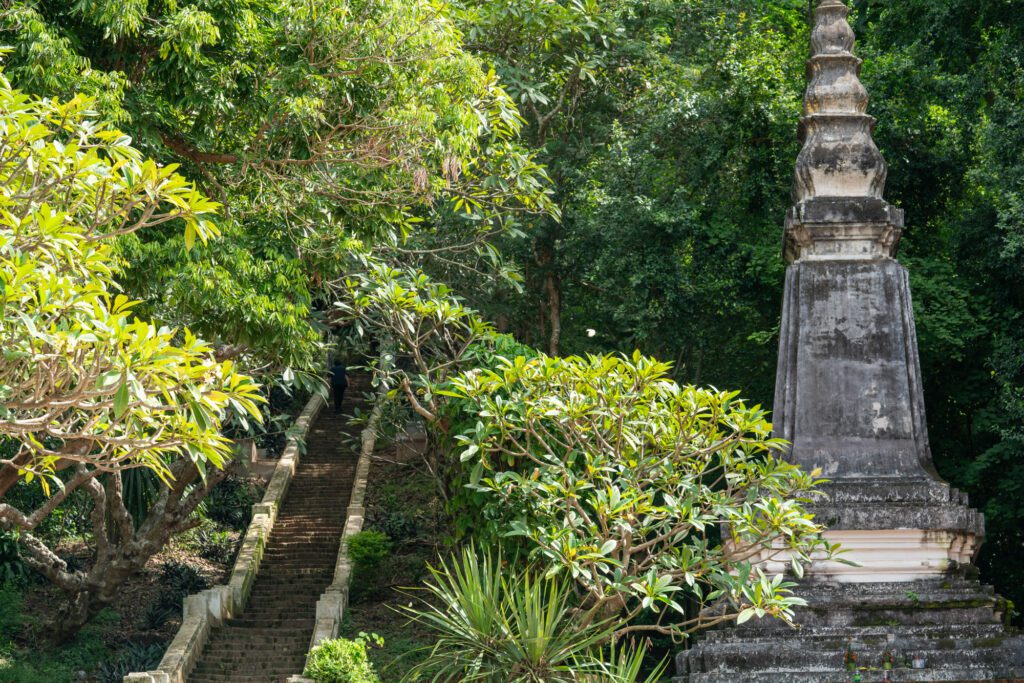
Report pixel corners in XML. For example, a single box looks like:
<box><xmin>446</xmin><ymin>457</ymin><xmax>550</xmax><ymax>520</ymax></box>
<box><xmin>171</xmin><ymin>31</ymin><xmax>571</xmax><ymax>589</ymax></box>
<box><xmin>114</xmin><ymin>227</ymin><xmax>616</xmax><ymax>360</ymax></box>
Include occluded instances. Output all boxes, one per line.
<box><xmin>0</xmin><ymin>74</ymin><xmax>261</xmax><ymax>636</ymax></box>
<box><xmin>1</xmin><ymin>0</ymin><xmax>554</xmax><ymax>376</ymax></box>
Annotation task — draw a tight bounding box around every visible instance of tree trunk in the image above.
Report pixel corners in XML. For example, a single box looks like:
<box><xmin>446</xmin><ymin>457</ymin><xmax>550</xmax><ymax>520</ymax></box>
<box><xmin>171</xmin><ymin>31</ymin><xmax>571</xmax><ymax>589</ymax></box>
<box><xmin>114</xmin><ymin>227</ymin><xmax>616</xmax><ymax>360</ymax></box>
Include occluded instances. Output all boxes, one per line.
<box><xmin>545</xmin><ymin>271</ymin><xmax>562</xmax><ymax>357</ymax></box>
<box><xmin>0</xmin><ymin>453</ymin><xmax>32</xmax><ymax>499</ymax></box>
<box><xmin>8</xmin><ymin>459</ymin><xmax>223</xmax><ymax>640</ymax></box>
<box><xmin>52</xmin><ymin>591</ymin><xmax>91</xmax><ymax>642</ymax></box>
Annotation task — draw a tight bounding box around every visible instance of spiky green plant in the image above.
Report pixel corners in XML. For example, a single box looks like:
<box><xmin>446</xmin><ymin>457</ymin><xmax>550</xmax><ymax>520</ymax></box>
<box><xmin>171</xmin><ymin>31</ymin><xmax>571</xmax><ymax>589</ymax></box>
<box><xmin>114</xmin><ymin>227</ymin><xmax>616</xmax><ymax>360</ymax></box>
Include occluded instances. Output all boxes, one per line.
<box><xmin>399</xmin><ymin>546</ymin><xmax>659</xmax><ymax>683</ymax></box>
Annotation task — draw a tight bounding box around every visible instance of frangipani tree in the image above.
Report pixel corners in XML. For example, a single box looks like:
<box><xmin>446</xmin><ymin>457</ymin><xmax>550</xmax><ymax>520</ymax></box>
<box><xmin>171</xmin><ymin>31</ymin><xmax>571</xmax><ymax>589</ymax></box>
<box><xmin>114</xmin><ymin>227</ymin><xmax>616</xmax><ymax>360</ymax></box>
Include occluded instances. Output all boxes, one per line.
<box><xmin>448</xmin><ymin>352</ymin><xmax>837</xmax><ymax>639</ymax></box>
<box><xmin>0</xmin><ymin>74</ymin><xmax>261</xmax><ymax>635</ymax></box>
<box><xmin>333</xmin><ymin>260</ymin><xmax>494</xmax><ymax>498</ymax></box>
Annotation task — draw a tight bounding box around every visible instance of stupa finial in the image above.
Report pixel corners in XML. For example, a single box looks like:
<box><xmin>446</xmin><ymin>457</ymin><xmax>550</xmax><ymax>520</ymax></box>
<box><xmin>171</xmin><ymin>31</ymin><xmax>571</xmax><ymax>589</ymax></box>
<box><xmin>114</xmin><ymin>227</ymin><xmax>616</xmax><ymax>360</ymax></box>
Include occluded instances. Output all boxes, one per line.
<box><xmin>793</xmin><ymin>0</ymin><xmax>886</xmax><ymax>202</ymax></box>
<box><xmin>784</xmin><ymin>0</ymin><xmax>903</xmax><ymax>263</ymax></box>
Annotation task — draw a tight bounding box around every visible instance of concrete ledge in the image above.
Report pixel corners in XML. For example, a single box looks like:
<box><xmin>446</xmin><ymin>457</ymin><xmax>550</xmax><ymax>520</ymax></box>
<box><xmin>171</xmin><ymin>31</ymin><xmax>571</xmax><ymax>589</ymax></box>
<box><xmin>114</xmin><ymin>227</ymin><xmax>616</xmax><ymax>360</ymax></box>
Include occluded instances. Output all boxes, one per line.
<box><xmin>125</xmin><ymin>393</ymin><xmax>326</xmax><ymax>683</ymax></box>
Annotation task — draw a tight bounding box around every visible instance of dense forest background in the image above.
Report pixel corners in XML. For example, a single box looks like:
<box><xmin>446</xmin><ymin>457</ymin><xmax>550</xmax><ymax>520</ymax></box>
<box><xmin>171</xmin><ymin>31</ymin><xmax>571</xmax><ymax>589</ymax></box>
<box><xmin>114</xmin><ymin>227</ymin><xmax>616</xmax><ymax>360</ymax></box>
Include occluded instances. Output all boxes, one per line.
<box><xmin>447</xmin><ymin>0</ymin><xmax>1024</xmax><ymax>611</ymax></box>
<box><xmin>2</xmin><ymin>0</ymin><xmax>1023</xmax><ymax>617</ymax></box>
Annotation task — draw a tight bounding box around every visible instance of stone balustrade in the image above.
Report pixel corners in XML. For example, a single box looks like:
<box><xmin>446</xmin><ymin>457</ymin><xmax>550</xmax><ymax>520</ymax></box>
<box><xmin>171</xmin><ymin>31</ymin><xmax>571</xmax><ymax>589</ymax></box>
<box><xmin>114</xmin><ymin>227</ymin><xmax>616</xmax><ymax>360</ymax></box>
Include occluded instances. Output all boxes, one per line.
<box><xmin>125</xmin><ymin>393</ymin><xmax>326</xmax><ymax>683</ymax></box>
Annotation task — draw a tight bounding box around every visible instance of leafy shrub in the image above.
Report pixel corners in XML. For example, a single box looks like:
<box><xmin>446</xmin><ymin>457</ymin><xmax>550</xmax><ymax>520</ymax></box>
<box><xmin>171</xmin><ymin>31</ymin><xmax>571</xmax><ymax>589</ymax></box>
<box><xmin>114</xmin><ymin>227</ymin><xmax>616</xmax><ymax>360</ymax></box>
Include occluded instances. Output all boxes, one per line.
<box><xmin>176</xmin><ymin>519</ymin><xmax>239</xmax><ymax>566</ymax></box>
<box><xmin>366</xmin><ymin>494</ymin><xmax>419</xmax><ymax>542</ymax></box>
<box><xmin>0</xmin><ymin>594</ymin><xmax>118</xmax><ymax>682</ymax></box>
<box><xmin>448</xmin><ymin>353</ymin><xmax>835</xmax><ymax>638</ymax></box>
<box><xmin>95</xmin><ymin>642</ymin><xmax>165</xmax><ymax>683</ymax></box>
<box><xmin>195</xmin><ymin>528</ymin><xmax>238</xmax><ymax>566</ymax></box>
<box><xmin>0</xmin><ymin>585</ymin><xmax>23</xmax><ymax>639</ymax></box>
<box><xmin>304</xmin><ymin>633</ymin><xmax>383</xmax><ymax>683</ymax></box>
<box><xmin>347</xmin><ymin>531</ymin><xmax>391</xmax><ymax>572</ymax></box>
<box><xmin>144</xmin><ymin>561</ymin><xmax>211</xmax><ymax>628</ymax></box>
<box><xmin>160</xmin><ymin>561</ymin><xmax>209</xmax><ymax>598</ymax></box>
<box><xmin>140</xmin><ymin>600</ymin><xmax>175</xmax><ymax>632</ymax></box>
<box><xmin>204</xmin><ymin>476</ymin><xmax>263</xmax><ymax>530</ymax></box>
<box><xmin>347</xmin><ymin>531</ymin><xmax>392</xmax><ymax>602</ymax></box>
<box><xmin>0</xmin><ymin>531</ymin><xmax>30</xmax><ymax>586</ymax></box>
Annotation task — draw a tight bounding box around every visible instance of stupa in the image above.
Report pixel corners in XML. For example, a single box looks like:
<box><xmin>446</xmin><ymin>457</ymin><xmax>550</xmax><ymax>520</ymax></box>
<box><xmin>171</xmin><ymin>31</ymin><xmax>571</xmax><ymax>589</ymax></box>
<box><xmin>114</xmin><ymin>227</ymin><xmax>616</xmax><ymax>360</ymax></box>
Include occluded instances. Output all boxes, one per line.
<box><xmin>675</xmin><ymin>1</ymin><xmax>1024</xmax><ymax>680</ymax></box>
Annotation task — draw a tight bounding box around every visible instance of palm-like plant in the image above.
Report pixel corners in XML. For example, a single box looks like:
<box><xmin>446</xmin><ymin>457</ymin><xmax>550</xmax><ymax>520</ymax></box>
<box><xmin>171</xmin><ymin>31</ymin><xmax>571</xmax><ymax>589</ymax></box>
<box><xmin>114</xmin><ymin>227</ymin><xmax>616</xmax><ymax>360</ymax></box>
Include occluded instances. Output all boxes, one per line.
<box><xmin>399</xmin><ymin>547</ymin><xmax>663</xmax><ymax>682</ymax></box>
<box><xmin>584</xmin><ymin>642</ymin><xmax>668</xmax><ymax>683</ymax></box>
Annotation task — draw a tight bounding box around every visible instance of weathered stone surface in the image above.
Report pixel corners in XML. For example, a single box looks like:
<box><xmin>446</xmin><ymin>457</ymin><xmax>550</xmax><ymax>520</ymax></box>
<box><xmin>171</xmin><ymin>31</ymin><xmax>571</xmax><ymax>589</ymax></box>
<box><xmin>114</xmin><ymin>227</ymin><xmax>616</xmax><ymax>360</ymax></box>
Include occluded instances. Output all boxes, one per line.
<box><xmin>774</xmin><ymin>260</ymin><xmax>934</xmax><ymax>481</ymax></box>
<box><xmin>675</xmin><ymin>579</ymin><xmax>1024</xmax><ymax>683</ymax></box>
<box><xmin>793</xmin><ymin>0</ymin><xmax>886</xmax><ymax>204</ymax></box>
<box><xmin>770</xmin><ymin>0</ymin><xmax>981</xmax><ymax>582</ymax></box>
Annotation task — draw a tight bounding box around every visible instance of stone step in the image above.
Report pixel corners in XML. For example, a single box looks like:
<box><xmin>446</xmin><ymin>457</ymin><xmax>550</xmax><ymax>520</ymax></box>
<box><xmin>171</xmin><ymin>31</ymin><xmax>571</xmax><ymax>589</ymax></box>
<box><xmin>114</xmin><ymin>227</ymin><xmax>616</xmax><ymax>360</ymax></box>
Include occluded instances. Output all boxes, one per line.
<box><xmin>187</xmin><ymin>402</ymin><xmax>359</xmax><ymax>682</ymax></box>
<box><xmin>262</xmin><ymin>541</ymin><xmax>340</xmax><ymax>549</ymax></box>
<box><xmin>818</xmin><ymin>479</ymin><xmax>965</xmax><ymax>504</ymax></box>
<box><xmin>207</xmin><ymin>626</ymin><xmax>313</xmax><ymax>639</ymax></box>
<box><xmin>249</xmin><ymin>576</ymin><xmax>332</xmax><ymax>586</ymax></box>
<box><xmin>226</xmin><ymin>617</ymin><xmax>316</xmax><ymax>628</ymax></box>
<box><xmin>703</xmin><ymin>622</ymin><xmax>1008</xmax><ymax>644</ymax></box>
<box><xmin>250</xmin><ymin>572</ymin><xmax>333</xmax><ymax>581</ymax></box>
<box><xmin>785</xmin><ymin>579</ymin><xmax>995</xmax><ymax>599</ymax></box>
<box><xmin>191</xmin><ymin>668</ymin><xmax>304</xmax><ymax>680</ymax></box>
<box><xmin>191</xmin><ymin>655</ymin><xmax>305</xmax><ymax>663</ymax></box>
<box><xmin>193</xmin><ymin>656</ymin><xmax>306</xmax><ymax>668</ymax></box>
<box><xmin>202</xmin><ymin>638</ymin><xmax>309</xmax><ymax>651</ymax></box>
<box><xmin>678</xmin><ymin>667</ymin><xmax>1024</xmax><ymax>683</ymax></box>
<box><xmin>686</xmin><ymin>644</ymin><xmax>1023</xmax><ymax>674</ymax></box>
<box><xmin>261</xmin><ymin>549</ymin><xmax>339</xmax><ymax>556</ymax></box>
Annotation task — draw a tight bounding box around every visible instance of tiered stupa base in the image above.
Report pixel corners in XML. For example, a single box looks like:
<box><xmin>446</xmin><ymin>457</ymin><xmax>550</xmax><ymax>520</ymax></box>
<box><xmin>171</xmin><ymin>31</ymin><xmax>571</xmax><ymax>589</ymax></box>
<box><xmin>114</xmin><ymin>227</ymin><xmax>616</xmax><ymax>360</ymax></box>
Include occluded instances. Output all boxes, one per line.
<box><xmin>675</xmin><ymin>578</ymin><xmax>1024</xmax><ymax>682</ymax></box>
<box><xmin>676</xmin><ymin>480</ymin><xmax>1023</xmax><ymax>682</ymax></box>
<box><xmin>777</xmin><ymin>480</ymin><xmax>984</xmax><ymax>582</ymax></box>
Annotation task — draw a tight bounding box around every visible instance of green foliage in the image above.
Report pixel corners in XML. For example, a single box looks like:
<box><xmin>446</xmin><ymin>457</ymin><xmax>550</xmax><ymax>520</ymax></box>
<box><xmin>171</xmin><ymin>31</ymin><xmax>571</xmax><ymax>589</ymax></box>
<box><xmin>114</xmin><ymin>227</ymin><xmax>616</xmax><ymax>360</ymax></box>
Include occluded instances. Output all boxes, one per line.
<box><xmin>176</xmin><ymin>521</ymin><xmax>239</xmax><ymax>566</ymax></box>
<box><xmin>2</xmin><ymin>0</ymin><xmax>1023</xmax><ymax>639</ymax></box>
<box><xmin>449</xmin><ymin>352</ymin><xmax>833</xmax><ymax>637</ymax></box>
<box><xmin>440</xmin><ymin>334</ymin><xmax>542</xmax><ymax>544</ymax></box>
<box><xmin>194</xmin><ymin>527</ymin><xmax>237</xmax><ymax>566</ymax></box>
<box><xmin>334</xmin><ymin>261</ymin><xmax>494</xmax><ymax>437</ymax></box>
<box><xmin>400</xmin><ymin>547</ymin><xmax>659</xmax><ymax>683</ymax></box>
<box><xmin>304</xmin><ymin>633</ymin><xmax>384</xmax><ymax>683</ymax></box>
<box><xmin>95</xmin><ymin>641</ymin><xmax>166</xmax><ymax>683</ymax></box>
<box><xmin>0</xmin><ymin>74</ymin><xmax>266</xmax><ymax>637</ymax></box>
<box><xmin>203</xmin><ymin>476</ymin><xmax>263</xmax><ymax>531</ymax></box>
<box><xmin>1</xmin><ymin>0</ymin><xmax>556</xmax><ymax>379</ymax></box>
<box><xmin>0</xmin><ymin>532</ymin><xmax>30</xmax><ymax>586</ymax></box>
<box><xmin>0</xmin><ymin>586</ymin><xmax>120</xmax><ymax>682</ymax></box>
<box><xmin>144</xmin><ymin>561</ymin><xmax>211</xmax><ymax>626</ymax></box>
<box><xmin>346</xmin><ymin>530</ymin><xmax>393</xmax><ymax>603</ymax></box>
<box><xmin>0</xmin><ymin>71</ymin><xmax>262</xmax><ymax>485</ymax></box>
<box><xmin>448</xmin><ymin>0</ymin><xmax>1024</xmax><ymax>619</ymax></box>
<box><xmin>365</xmin><ymin>494</ymin><xmax>420</xmax><ymax>544</ymax></box>
<box><xmin>347</xmin><ymin>531</ymin><xmax>392</xmax><ymax>574</ymax></box>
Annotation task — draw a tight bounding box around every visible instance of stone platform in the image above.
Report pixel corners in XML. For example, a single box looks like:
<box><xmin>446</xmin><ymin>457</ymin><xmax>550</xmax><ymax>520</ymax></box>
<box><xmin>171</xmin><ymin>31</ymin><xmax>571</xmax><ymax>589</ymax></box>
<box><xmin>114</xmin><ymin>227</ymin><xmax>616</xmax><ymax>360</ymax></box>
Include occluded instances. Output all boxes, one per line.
<box><xmin>675</xmin><ymin>578</ymin><xmax>1024</xmax><ymax>683</ymax></box>
<box><xmin>744</xmin><ymin>480</ymin><xmax>986</xmax><ymax>582</ymax></box>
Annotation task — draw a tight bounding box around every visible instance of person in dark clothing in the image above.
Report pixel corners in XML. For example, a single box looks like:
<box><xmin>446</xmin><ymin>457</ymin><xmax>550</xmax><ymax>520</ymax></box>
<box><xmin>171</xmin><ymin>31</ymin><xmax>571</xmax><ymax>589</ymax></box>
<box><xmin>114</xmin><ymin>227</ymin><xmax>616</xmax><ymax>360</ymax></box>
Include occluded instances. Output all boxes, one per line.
<box><xmin>330</xmin><ymin>361</ymin><xmax>348</xmax><ymax>413</ymax></box>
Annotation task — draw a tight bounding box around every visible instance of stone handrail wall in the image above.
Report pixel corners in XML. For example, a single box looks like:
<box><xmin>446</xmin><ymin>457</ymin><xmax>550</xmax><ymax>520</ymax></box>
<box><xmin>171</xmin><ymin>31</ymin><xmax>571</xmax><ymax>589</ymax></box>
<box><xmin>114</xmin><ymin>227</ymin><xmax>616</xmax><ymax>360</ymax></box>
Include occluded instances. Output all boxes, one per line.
<box><xmin>125</xmin><ymin>393</ymin><xmax>326</xmax><ymax>683</ymax></box>
<box><xmin>286</xmin><ymin>398</ymin><xmax>391</xmax><ymax>683</ymax></box>
<box><xmin>284</xmin><ymin>430</ymin><xmax>374</xmax><ymax>683</ymax></box>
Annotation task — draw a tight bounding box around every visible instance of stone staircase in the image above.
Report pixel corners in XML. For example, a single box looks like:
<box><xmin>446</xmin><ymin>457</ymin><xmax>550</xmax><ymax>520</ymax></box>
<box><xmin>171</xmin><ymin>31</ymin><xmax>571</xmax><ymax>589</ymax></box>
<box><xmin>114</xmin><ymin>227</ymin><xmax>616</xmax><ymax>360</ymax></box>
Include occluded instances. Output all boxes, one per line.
<box><xmin>675</xmin><ymin>578</ymin><xmax>1024</xmax><ymax>683</ymax></box>
<box><xmin>189</xmin><ymin>405</ymin><xmax>356</xmax><ymax>682</ymax></box>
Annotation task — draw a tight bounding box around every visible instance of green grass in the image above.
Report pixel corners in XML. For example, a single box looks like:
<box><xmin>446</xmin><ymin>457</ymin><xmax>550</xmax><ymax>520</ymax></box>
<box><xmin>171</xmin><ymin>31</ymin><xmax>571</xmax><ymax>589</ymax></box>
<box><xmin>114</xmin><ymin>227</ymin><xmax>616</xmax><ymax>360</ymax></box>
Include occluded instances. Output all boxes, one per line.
<box><xmin>0</xmin><ymin>585</ymin><xmax>118</xmax><ymax>683</ymax></box>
